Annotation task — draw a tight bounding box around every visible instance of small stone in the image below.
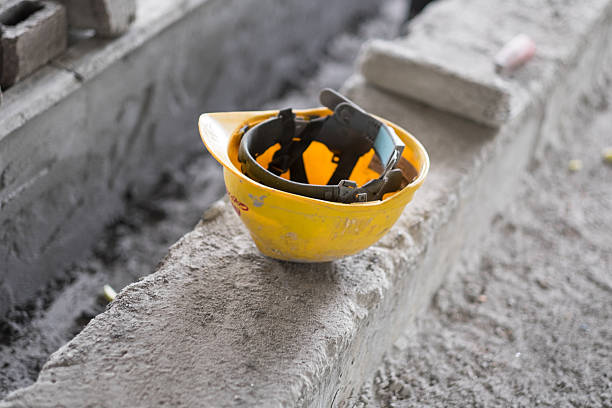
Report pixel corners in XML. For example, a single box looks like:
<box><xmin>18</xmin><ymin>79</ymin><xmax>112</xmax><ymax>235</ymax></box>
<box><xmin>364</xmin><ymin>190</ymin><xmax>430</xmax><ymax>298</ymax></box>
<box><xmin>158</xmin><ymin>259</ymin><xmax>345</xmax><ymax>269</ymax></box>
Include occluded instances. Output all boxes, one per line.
<box><xmin>389</xmin><ymin>382</ymin><xmax>403</xmax><ymax>394</ymax></box>
<box><xmin>202</xmin><ymin>200</ymin><xmax>225</xmax><ymax>221</ymax></box>
<box><xmin>103</xmin><ymin>284</ymin><xmax>117</xmax><ymax>302</ymax></box>
<box><xmin>602</xmin><ymin>147</ymin><xmax>612</xmax><ymax>163</ymax></box>
<box><xmin>568</xmin><ymin>159</ymin><xmax>583</xmax><ymax>171</ymax></box>
<box><xmin>477</xmin><ymin>294</ymin><xmax>488</xmax><ymax>303</ymax></box>
<box><xmin>393</xmin><ymin>336</ymin><xmax>409</xmax><ymax>351</ymax></box>
<box><xmin>535</xmin><ymin>278</ymin><xmax>549</xmax><ymax>289</ymax></box>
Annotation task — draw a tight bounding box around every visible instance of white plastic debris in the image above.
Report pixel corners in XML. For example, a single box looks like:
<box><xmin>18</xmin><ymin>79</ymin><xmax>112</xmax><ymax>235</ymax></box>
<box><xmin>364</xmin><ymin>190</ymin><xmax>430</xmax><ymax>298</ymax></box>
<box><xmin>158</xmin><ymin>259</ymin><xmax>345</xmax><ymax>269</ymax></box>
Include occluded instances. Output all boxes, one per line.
<box><xmin>602</xmin><ymin>147</ymin><xmax>612</xmax><ymax>163</ymax></box>
<box><xmin>103</xmin><ymin>284</ymin><xmax>117</xmax><ymax>302</ymax></box>
<box><xmin>495</xmin><ymin>34</ymin><xmax>536</xmax><ymax>73</ymax></box>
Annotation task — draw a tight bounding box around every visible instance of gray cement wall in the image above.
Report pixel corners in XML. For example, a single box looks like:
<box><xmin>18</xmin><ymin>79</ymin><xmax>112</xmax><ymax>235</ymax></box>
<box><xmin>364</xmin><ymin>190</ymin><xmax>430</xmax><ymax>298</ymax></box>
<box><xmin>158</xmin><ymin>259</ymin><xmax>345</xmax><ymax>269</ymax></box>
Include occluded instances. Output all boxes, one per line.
<box><xmin>2</xmin><ymin>0</ymin><xmax>610</xmax><ymax>406</ymax></box>
<box><xmin>0</xmin><ymin>0</ymin><xmax>379</xmax><ymax>317</ymax></box>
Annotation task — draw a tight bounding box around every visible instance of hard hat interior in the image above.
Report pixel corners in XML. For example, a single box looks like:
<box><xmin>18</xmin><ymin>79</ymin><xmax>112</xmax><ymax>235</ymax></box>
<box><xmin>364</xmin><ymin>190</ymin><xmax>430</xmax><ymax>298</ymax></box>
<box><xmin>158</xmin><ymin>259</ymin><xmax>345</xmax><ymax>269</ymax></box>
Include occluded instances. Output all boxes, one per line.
<box><xmin>227</xmin><ymin>109</ymin><xmax>422</xmax><ymax>201</ymax></box>
<box><xmin>253</xmin><ymin>141</ymin><xmax>381</xmax><ymax>187</ymax></box>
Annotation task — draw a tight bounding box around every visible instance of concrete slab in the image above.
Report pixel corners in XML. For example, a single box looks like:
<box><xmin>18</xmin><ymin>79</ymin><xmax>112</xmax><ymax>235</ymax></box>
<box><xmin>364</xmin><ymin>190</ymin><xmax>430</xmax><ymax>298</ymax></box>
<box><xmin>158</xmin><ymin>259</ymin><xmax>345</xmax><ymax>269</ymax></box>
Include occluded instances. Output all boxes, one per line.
<box><xmin>358</xmin><ymin>0</ymin><xmax>612</xmax><ymax>127</ymax></box>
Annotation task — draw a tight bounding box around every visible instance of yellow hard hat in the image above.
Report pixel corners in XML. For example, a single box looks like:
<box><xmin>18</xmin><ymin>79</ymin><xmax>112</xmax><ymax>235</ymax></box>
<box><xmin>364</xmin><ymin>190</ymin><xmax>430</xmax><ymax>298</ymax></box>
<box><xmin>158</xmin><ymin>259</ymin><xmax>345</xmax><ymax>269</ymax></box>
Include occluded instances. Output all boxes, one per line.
<box><xmin>198</xmin><ymin>89</ymin><xmax>429</xmax><ymax>262</ymax></box>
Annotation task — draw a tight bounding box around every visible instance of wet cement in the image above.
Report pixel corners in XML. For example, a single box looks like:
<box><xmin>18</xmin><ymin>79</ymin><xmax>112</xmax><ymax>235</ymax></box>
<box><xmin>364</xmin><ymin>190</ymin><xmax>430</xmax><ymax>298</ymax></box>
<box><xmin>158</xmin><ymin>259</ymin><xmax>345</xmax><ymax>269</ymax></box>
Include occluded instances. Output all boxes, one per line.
<box><xmin>354</xmin><ymin>72</ymin><xmax>612</xmax><ymax>406</ymax></box>
<box><xmin>0</xmin><ymin>0</ymin><xmax>407</xmax><ymax>399</ymax></box>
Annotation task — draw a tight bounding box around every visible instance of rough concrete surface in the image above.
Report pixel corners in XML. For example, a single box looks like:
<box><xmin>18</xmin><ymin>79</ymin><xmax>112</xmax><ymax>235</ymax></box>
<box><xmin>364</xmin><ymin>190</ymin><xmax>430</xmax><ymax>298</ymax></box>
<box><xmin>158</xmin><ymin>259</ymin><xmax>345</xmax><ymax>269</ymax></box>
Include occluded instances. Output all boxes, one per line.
<box><xmin>2</xmin><ymin>0</ymin><xmax>611</xmax><ymax>406</ymax></box>
<box><xmin>360</xmin><ymin>39</ymin><xmax>512</xmax><ymax>127</ymax></box>
<box><xmin>0</xmin><ymin>0</ymin><xmax>67</xmax><ymax>88</ymax></box>
<box><xmin>3</xmin><ymin>5</ymin><xmax>610</xmax><ymax>400</ymax></box>
<box><xmin>0</xmin><ymin>0</ymin><xmax>379</xmax><ymax>318</ymax></box>
<box><xmin>359</xmin><ymin>0</ymin><xmax>612</xmax><ymax>127</ymax></box>
<box><xmin>354</xmin><ymin>69</ymin><xmax>612</xmax><ymax>408</ymax></box>
<box><xmin>0</xmin><ymin>154</ymin><xmax>226</xmax><ymax>397</ymax></box>
<box><xmin>0</xmin><ymin>0</ymin><xmax>408</xmax><ymax>399</ymax></box>
<box><xmin>58</xmin><ymin>0</ymin><xmax>136</xmax><ymax>37</ymax></box>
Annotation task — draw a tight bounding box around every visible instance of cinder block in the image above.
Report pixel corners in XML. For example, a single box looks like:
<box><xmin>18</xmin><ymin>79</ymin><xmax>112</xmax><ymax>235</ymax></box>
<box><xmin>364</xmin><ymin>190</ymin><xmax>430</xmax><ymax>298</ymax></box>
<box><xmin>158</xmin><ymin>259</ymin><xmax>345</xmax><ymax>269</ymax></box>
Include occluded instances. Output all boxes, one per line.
<box><xmin>58</xmin><ymin>0</ymin><xmax>136</xmax><ymax>38</ymax></box>
<box><xmin>356</xmin><ymin>0</ymin><xmax>555</xmax><ymax>128</ymax></box>
<box><xmin>360</xmin><ymin>40</ymin><xmax>513</xmax><ymax>128</ymax></box>
<box><xmin>0</xmin><ymin>0</ymin><xmax>67</xmax><ymax>88</ymax></box>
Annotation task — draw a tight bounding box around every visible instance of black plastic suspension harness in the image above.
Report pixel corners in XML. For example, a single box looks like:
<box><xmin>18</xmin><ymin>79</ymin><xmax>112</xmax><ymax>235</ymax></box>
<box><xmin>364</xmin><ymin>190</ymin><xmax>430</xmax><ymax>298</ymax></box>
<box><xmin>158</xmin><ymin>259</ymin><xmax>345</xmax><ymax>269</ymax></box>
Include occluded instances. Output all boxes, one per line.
<box><xmin>238</xmin><ymin>89</ymin><xmax>406</xmax><ymax>204</ymax></box>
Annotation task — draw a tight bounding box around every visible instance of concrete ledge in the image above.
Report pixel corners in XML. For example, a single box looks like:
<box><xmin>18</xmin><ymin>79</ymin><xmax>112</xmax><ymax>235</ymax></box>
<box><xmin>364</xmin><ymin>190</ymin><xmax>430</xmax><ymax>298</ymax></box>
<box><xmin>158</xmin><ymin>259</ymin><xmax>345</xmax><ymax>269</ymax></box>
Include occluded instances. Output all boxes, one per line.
<box><xmin>0</xmin><ymin>95</ymin><xmax>499</xmax><ymax>405</ymax></box>
<box><xmin>0</xmin><ymin>89</ymin><xmax>538</xmax><ymax>406</ymax></box>
<box><xmin>0</xmin><ymin>0</ymin><xmax>378</xmax><ymax>316</ymax></box>
<box><xmin>2</xmin><ymin>0</ymin><xmax>611</xmax><ymax>406</ymax></box>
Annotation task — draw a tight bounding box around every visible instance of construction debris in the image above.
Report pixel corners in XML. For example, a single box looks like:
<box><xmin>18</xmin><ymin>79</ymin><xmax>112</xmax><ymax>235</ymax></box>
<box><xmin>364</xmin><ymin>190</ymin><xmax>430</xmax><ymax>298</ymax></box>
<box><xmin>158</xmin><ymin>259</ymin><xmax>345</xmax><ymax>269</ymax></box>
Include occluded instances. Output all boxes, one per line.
<box><xmin>102</xmin><ymin>285</ymin><xmax>117</xmax><ymax>302</ymax></box>
<box><xmin>494</xmin><ymin>34</ymin><xmax>536</xmax><ymax>74</ymax></box>
<box><xmin>568</xmin><ymin>159</ymin><xmax>583</xmax><ymax>172</ymax></box>
<box><xmin>602</xmin><ymin>147</ymin><xmax>612</xmax><ymax>163</ymax></box>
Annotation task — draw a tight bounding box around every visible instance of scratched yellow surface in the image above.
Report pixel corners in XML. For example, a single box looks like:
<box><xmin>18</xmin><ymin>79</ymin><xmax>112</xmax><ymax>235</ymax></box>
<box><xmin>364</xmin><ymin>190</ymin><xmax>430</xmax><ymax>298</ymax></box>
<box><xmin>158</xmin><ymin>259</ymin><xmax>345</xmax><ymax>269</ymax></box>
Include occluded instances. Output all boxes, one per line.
<box><xmin>199</xmin><ymin>108</ymin><xmax>429</xmax><ymax>262</ymax></box>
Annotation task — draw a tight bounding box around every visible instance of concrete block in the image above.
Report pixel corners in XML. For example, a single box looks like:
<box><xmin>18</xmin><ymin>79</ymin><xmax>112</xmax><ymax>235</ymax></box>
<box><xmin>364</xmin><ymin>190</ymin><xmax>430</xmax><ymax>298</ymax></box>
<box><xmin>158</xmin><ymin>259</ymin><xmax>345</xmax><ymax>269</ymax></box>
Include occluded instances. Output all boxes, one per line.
<box><xmin>58</xmin><ymin>0</ymin><xmax>136</xmax><ymax>38</ymax></box>
<box><xmin>359</xmin><ymin>40</ymin><xmax>513</xmax><ymax>127</ymax></box>
<box><xmin>0</xmin><ymin>0</ymin><xmax>67</xmax><ymax>88</ymax></box>
<box><xmin>358</xmin><ymin>0</ymin><xmax>611</xmax><ymax>127</ymax></box>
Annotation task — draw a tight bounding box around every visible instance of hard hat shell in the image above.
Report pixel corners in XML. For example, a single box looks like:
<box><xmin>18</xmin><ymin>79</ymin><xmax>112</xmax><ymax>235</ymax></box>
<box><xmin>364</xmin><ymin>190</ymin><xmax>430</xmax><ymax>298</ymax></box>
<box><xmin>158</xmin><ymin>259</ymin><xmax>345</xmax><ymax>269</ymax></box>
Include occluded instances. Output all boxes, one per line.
<box><xmin>198</xmin><ymin>107</ymin><xmax>429</xmax><ymax>262</ymax></box>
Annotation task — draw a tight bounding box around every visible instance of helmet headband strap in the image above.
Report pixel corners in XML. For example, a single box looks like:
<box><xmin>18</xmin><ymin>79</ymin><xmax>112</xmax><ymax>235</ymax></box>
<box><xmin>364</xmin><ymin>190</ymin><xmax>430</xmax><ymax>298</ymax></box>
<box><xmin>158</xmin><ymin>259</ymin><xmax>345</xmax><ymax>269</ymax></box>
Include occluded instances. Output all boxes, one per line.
<box><xmin>237</xmin><ymin>89</ymin><xmax>406</xmax><ymax>203</ymax></box>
